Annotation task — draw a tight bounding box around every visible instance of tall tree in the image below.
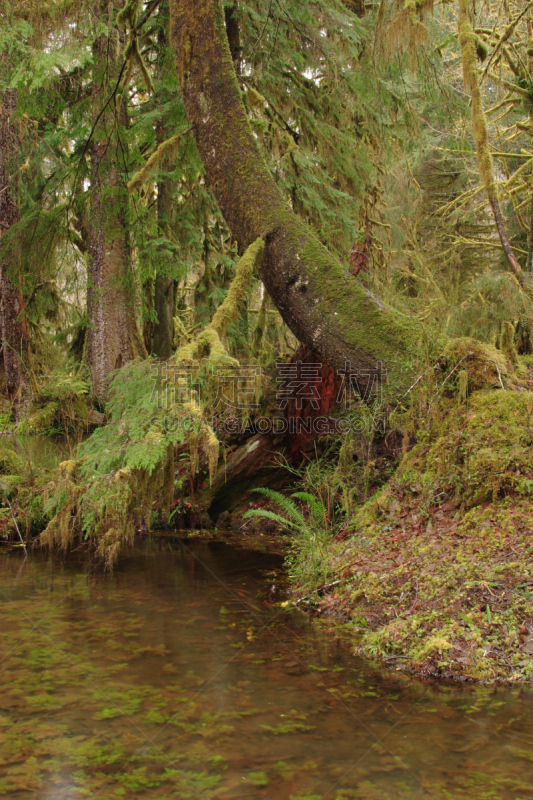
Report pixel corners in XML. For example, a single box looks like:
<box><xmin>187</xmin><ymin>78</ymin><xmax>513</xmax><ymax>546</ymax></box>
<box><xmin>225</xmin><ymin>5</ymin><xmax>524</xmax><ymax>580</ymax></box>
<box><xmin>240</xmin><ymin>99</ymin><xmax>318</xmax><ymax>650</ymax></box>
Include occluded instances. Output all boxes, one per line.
<box><xmin>169</xmin><ymin>0</ymin><xmax>419</xmax><ymax>387</ymax></box>
<box><xmin>86</xmin><ymin>1</ymin><xmax>145</xmax><ymax>398</ymax></box>
<box><xmin>0</xmin><ymin>87</ymin><xmax>28</xmax><ymax>416</ymax></box>
<box><xmin>152</xmin><ymin>5</ymin><xmax>176</xmax><ymax>359</ymax></box>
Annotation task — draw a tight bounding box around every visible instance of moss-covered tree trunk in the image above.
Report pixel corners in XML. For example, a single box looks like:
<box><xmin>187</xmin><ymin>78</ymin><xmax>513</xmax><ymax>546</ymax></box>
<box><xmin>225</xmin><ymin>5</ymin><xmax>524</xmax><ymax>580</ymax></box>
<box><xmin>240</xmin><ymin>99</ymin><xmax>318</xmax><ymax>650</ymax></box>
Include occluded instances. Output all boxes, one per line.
<box><xmin>169</xmin><ymin>0</ymin><xmax>419</xmax><ymax>387</ymax></box>
<box><xmin>0</xmin><ymin>88</ymin><xmax>29</xmax><ymax>416</ymax></box>
<box><xmin>152</xmin><ymin>9</ymin><xmax>176</xmax><ymax>360</ymax></box>
<box><xmin>152</xmin><ymin>164</ymin><xmax>175</xmax><ymax>359</ymax></box>
<box><xmin>87</xmin><ymin>4</ymin><xmax>145</xmax><ymax>398</ymax></box>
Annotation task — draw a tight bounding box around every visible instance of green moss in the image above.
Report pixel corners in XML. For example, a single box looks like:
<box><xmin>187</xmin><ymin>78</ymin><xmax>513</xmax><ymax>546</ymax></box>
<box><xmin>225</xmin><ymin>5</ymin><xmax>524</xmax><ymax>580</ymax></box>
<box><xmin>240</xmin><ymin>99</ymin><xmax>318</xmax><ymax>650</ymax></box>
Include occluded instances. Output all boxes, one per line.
<box><xmin>0</xmin><ymin>444</ymin><xmax>26</xmax><ymax>477</ymax></box>
<box><xmin>303</xmin><ymin>388</ymin><xmax>533</xmax><ymax>683</ymax></box>
<box><xmin>17</xmin><ymin>402</ymin><xmax>60</xmax><ymax>435</ymax></box>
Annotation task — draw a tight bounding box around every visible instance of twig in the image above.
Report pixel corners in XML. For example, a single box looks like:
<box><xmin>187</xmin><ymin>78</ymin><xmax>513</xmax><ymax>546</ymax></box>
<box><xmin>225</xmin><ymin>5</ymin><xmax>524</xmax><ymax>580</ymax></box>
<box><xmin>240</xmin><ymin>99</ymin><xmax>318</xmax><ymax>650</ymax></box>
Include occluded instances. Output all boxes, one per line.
<box><xmin>494</xmin><ymin>360</ymin><xmax>506</xmax><ymax>391</ymax></box>
<box><xmin>437</xmin><ymin>355</ymin><xmax>468</xmax><ymax>395</ymax></box>
<box><xmin>293</xmin><ymin>579</ymin><xmax>341</xmax><ymax>605</ymax></box>
<box><xmin>1</xmin><ymin>489</ymin><xmax>27</xmax><ymax>555</ymax></box>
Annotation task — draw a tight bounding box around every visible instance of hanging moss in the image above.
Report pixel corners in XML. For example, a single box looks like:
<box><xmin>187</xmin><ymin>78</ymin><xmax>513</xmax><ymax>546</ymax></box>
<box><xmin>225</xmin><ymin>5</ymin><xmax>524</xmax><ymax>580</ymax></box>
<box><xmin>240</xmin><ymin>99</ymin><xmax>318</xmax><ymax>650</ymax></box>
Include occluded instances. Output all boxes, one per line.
<box><xmin>458</xmin><ymin>0</ymin><xmax>528</xmax><ymax>290</ymax></box>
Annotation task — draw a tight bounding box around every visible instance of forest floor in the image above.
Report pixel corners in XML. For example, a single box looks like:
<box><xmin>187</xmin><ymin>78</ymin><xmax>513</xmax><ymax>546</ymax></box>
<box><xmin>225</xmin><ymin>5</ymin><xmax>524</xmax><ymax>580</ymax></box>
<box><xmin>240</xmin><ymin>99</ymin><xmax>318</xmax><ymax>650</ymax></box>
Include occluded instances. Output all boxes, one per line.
<box><xmin>298</xmin><ymin>388</ymin><xmax>533</xmax><ymax>684</ymax></box>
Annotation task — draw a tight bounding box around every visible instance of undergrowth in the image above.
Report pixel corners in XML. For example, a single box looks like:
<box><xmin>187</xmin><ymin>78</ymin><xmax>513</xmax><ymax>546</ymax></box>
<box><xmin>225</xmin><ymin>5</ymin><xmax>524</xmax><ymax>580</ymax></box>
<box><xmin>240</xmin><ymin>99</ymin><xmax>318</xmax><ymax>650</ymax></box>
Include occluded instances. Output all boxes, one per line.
<box><xmin>307</xmin><ymin>385</ymin><xmax>533</xmax><ymax>682</ymax></box>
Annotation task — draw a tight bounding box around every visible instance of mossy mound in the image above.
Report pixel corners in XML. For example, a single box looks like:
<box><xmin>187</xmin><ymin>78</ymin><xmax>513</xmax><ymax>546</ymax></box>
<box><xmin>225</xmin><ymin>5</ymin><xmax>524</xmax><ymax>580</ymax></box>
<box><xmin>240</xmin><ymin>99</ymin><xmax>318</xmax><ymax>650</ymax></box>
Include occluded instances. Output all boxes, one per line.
<box><xmin>319</xmin><ymin>389</ymin><xmax>533</xmax><ymax>683</ymax></box>
<box><xmin>15</xmin><ymin>374</ymin><xmax>95</xmax><ymax>436</ymax></box>
<box><xmin>440</xmin><ymin>337</ymin><xmax>513</xmax><ymax>392</ymax></box>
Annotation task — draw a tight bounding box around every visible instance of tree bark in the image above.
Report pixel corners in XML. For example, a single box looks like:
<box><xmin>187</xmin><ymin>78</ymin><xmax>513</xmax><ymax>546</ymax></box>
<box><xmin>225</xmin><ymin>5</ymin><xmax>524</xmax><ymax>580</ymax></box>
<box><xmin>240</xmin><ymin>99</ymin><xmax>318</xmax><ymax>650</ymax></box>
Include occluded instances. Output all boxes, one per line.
<box><xmin>152</xmin><ymin>170</ymin><xmax>175</xmax><ymax>359</ymax></box>
<box><xmin>169</xmin><ymin>0</ymin><xmax>419</xmax><ymax>389</ymax></box>
<box><xmin>152</xmin><ymin>7</ymin><xmax>176</xmax><ymax>360</ymax></box>
<box><xmin>86</xmin><ymin>5</ymin><xmax>145</xmax><ymax>399</ymax></box>
<box><xmin>0</xmin><ymin>88</ymin><xmax>29</xmax><ymax>416</ymax></box>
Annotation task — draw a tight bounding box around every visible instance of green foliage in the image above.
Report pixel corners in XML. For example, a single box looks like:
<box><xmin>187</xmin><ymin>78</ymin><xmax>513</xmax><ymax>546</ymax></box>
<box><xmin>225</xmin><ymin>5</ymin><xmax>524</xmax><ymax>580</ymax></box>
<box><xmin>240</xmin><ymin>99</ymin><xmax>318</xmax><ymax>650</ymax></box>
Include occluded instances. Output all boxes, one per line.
<box><xmin>244</xmin><ymin>487</ymin><xmax>331</xmax><ymax>588</ymax></box>
<box><xmin>79</xmin><ymin>359</ymin><xmax>184</xmax><ymax>477</ymax></box>
<box><xmin>39</xmin><ymin>359</ymin><xmax>185</xmax><ymax>565</ymax></box>
<box><xmin>311</xmin><ymin>385</ymin><xmax>533</xmax><ymax>681</ymax></box>
<box><xmin>16</xmin><ymin>374</ymin><xmax>91</xmax><ymax>436</ymax></box>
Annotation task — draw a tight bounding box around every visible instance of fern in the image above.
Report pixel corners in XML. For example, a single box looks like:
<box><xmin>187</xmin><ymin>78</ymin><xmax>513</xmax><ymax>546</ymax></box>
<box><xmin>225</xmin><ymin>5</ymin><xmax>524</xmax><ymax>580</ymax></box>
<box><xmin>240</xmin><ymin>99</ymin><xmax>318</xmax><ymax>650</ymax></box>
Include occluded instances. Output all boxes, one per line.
<box><xmin>291</xmin><ymin>492</ymin><xmax>328</xmax><ymax>526</ymax></box>
<box><xmin>243</xmin><ymin>488</ymin><xmax>312</xmax><ymax>535</ymax></box>
<box><xmin>243</xmin><ymin>486</ymin><xmax>335</xmax><ymax>589</ymax></box>
<box><xmin>243</xmin><ymin>508</ymin><xmax>300</xmax><ymax>531</ymax></box>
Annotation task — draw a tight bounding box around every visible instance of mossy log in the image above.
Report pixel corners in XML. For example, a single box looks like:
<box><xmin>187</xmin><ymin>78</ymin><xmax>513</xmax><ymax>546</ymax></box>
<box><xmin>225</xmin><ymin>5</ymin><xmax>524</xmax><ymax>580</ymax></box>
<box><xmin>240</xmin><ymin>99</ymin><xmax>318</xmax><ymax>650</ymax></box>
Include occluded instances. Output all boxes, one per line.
<box><xmin>169</xmin><ymin>0</ymin><xmax>421</xmax><ymax>392</ymax></box>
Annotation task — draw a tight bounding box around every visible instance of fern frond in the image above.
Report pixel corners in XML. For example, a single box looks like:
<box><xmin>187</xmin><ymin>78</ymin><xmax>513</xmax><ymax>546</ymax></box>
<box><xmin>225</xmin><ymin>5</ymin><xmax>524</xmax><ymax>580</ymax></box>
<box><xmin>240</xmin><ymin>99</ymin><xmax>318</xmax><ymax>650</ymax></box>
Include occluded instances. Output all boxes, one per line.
<box><xmin>242</xmin><ymin>508</ymin><xmax>298</xmax><ymax>529</ymax></box>
<box><xmin>291</xmin><ymin>491</ymin><xmax>327</xmax><ymax>522</ymax></box>
<box><xmin>251</xmin><ymin>487</ymin><xmax>307</xmax><ymax>527</ymax></box>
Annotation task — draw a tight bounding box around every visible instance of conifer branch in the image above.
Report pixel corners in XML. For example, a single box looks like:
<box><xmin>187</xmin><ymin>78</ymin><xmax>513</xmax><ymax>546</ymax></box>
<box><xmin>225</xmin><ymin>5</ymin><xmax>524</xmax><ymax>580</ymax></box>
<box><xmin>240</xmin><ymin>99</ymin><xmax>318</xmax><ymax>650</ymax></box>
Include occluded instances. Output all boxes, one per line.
<box><xmin>127</xmin><ymin>127</ymin><xmax>192</xmax><ymax>193</ymax></box>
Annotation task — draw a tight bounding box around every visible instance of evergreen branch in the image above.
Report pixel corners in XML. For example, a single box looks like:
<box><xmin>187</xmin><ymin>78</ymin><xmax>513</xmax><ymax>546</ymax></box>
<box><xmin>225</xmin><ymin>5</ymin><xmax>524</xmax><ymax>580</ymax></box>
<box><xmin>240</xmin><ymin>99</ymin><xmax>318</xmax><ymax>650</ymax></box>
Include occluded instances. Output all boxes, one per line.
<box><xmin>249</xmin><ymin>0</ymin><xmax>275</xmax><ymax>54</ymax></box>
<box><xmin>71</xmin><ymin>57</ymin><xmax>128</xmax><ymax>195</ymax></box>
<box><xmin>459</xmin><ymin>0</ymin><xmax>531</xmax><ymax>294</ymax></box>
<box><xmin>274</xmin><ymin>0</ymin><xmax>325</xmax><ymax>56</ymax></box>
<box><xmin>127</xmin><ymin>127</ymin><xmax>192</xmax><ymax>193</ymax></box>
<box><xmin>487</xmin><ymin>72</ymin><xmax>532</xmax><ymax>102</ymax></box>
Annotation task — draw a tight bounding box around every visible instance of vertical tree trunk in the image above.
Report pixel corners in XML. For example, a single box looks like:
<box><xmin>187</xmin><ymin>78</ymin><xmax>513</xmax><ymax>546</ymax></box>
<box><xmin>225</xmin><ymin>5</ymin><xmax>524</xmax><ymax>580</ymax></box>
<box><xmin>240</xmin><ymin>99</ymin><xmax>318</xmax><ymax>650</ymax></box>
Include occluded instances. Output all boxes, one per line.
<box><xmin>0</xmin><ymin>88</ymin><xmax>28</xmax><ymax>416</ymax></box>
<box><xmin>152</xmin><ymin>165</ymin><xmax>176</xmax><ymax>359</ymax></box>
<box><xmin>86</xmin><ymin>4</ymin><xmax>145</xmax><ymax>398</ymax></box>
<box><xmin>169</xmin><ymin>0</ymin><xmax>419</xmax><ymax>387</ymax></box>
<box><xmin>224</xmin><ymin>5</ymin><xmax>241</xmax><ymax>75</ymax></box>
<box><xmin>152</xmin><ymin>7</ymin><xmax>176</xmax><ymax>360</ymax></box>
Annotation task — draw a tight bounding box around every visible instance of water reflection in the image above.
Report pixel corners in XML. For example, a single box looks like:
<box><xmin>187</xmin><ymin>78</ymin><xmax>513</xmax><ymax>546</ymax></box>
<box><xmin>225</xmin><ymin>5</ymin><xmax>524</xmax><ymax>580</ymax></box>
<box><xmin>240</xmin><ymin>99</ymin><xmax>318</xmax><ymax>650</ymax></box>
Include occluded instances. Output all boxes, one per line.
<box><xmin>0</xmin><ymin>538</ymin><xmax>532</xmax><ymax>799</ymax></box>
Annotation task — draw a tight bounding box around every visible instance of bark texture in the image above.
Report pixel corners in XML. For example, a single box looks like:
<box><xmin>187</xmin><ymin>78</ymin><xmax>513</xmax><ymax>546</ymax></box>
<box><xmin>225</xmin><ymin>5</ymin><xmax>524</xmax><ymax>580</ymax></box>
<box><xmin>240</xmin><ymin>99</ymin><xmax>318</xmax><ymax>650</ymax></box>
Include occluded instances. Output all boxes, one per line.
<box><xmin>152</xmin><ymin>171</ymin><xmax>175</xmax><ymax>359</ymax></box>
<box><xmin>152</xmin><ymin>9</ymin><xmax>176</xmax><ymax>360</ymax></box>
<box><xmin>169</xmin><ymin>0</ymin><xmax>419</xmax><ymax>389</ymax></box>
<box><xmin>0</xmin><ymin>88</ymin><xmax>28</xmax><ymax>415</ymax></box>
<box><xmin>86</xmin><ymin>9</ymin><xmax>145</xmax><ymax>398</ymax></box>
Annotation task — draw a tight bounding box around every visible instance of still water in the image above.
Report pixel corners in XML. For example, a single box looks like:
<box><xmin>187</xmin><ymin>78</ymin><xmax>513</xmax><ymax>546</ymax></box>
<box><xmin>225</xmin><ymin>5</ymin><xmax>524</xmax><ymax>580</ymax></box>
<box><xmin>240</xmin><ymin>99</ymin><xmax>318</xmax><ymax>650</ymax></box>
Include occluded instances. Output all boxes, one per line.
<box><xmin>1</xmin><ymin>537</ymin><xmax>533</xmax><ymax>800</ymax></box>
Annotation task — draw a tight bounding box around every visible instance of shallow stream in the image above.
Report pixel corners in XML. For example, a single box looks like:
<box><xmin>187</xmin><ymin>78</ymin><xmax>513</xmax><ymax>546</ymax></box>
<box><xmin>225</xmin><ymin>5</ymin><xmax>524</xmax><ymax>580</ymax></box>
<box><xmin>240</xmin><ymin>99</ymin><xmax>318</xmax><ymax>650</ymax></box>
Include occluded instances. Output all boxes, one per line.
<box><xmin>1</xmin><ymin>537</ymin><xmax>533</xmax><ymax>799</ymax></box>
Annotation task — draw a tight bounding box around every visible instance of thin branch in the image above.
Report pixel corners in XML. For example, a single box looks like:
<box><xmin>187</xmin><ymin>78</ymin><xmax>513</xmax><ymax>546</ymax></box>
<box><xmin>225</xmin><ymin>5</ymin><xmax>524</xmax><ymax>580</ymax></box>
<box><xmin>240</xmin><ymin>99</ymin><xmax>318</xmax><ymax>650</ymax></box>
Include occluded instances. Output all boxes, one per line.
<box><xmin>1</xmin><ymin>489</ymin><xmax>27</xmax><ymax>555</ymax></box>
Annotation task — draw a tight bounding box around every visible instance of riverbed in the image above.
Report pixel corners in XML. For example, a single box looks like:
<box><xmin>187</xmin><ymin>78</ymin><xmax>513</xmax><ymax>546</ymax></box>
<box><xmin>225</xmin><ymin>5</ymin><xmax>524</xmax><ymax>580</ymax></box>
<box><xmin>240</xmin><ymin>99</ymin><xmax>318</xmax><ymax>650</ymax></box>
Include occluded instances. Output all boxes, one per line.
<box><xmin>0</xmin><ymin>537</ymin><xmax>532</xmax><ymax>799</ymax></box>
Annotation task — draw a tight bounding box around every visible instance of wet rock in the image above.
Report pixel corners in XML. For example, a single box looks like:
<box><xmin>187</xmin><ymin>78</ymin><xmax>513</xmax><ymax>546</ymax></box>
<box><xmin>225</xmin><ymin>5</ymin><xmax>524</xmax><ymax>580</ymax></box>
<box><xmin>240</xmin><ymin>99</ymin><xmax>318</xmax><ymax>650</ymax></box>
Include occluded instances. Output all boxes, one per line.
<box><xmin>216</xmin><ymin>510</ymin><xmax>232</xmax><ymax>529</ymax></box>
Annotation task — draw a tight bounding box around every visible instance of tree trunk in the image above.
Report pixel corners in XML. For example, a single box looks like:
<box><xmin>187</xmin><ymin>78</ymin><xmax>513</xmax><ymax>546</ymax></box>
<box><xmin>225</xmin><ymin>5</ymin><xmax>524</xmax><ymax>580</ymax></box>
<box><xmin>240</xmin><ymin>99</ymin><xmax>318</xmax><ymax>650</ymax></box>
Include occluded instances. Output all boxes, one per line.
<box><xmin>0</xmin><ymin>88</ymin><xmax>29</xmax><ymax>416</ymax></box>
<box><xmin>152</xmin><ymin>171</ymin><xmax>175</xmax><ymax>359</ymax></box>
<box><xmin>86</xmin><ymin>6</ymin><xmax>145</xmax><ymax>399</ymax></box>
<box><xmin>169</xmin><ymin>0</ymin><xmax>419</xmax><ymax>390</ymax></box>
<box><xmin>152</xmin><ymin>7</ymin><xmax>176</xmax><ymax>360</ymax></box>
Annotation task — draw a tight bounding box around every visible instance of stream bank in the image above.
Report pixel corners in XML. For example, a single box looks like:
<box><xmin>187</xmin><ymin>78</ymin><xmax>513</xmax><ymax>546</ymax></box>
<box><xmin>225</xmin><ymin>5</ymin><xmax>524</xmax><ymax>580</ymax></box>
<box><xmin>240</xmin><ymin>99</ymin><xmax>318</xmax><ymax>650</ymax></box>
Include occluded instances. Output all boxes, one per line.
<box><xmin>298</xmin><ymin>388</ymin><xmax>533</xmax><ymax>684</ymax></box>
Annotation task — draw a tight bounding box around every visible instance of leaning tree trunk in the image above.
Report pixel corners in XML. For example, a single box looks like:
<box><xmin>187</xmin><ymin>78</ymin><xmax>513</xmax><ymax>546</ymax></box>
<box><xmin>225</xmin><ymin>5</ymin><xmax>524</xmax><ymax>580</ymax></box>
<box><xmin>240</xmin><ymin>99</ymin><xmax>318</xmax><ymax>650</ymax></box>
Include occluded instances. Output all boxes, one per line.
<box><xmin>0</xmin><ymin>88</ymin><xmax>29</xmax><ymax>417</ymax></box>
<box><xmin>87</xmin><ymin>6</ymin><xmax>145</xmax><ymax>399</ymax></box>
<box><xmin>169</xmin><ymin>0</ymin><xmax>420</xmax><ymax>389</ymax></box>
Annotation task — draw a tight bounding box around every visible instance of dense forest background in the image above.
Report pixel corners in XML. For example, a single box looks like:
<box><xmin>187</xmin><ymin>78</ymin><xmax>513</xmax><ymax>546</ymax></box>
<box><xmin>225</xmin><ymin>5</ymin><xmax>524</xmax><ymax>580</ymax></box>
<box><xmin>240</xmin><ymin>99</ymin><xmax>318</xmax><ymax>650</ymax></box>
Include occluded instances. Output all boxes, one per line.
<box><xmin>5</xmin><ymin>0</ymin><xmax>533</xmax><ymax>408</ymax></box>
<box><xmin>4</xmin><ymin>0</ymin><xmax>533</xmax><ymax>679</ymax></box>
